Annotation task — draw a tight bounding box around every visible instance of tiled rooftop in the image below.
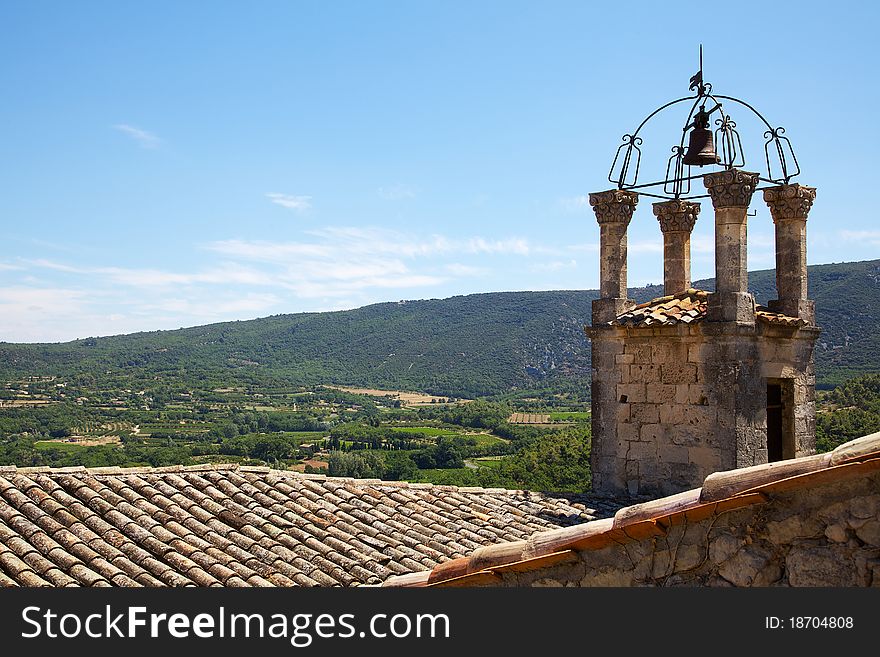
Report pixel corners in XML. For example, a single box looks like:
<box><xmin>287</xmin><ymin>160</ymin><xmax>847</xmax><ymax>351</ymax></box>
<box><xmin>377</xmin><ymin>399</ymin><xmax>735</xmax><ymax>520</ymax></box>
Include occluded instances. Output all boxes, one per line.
<box><xmin>0</xmin><ymin>464</ymin><xmax>620</xmax><ymax>587</ymax></box>
<box><xmin>609</xmin><ymin>289</ymin><xmax>806</xmax><ymax>328</ymax></box>
<box><xmin>384</xmin><ymin>432</ymin><xmax>880</xmax><ymax>587</ymax></box>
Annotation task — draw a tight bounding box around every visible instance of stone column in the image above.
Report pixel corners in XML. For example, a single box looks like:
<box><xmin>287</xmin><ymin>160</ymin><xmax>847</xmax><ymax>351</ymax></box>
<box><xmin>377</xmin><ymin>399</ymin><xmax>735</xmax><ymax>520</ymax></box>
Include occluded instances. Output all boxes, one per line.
<box><xmin>653</xmin><ymin>199</ymin><xmax>700</xmax><ymax>295</ymax></box>
<box><xmin>589</xmin><ymin>189</ymin><xmax>639</xmax><ymax>324</ymax></box>
<box><xmin>763</xmin><ymin>184</ymin><xmax>817</xmax><ymax>324</ymax></box>
<box><xmin>703</xmin><ymin>169</ymin><xmax>760</xmax><ymax>323</ymax></box>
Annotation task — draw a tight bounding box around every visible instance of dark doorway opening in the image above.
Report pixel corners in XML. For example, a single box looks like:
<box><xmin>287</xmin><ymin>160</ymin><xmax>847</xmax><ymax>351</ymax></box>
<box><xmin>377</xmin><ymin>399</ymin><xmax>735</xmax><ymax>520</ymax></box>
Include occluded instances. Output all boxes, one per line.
<box><xmin>767</xmin><ymin>383</ymin><xmax>784</xmax><ymax>462</ymax></box>
<box><xmin>766</xmin><ymin>379</ymin><xmax>795</xmax><ymax>462</ymax></box>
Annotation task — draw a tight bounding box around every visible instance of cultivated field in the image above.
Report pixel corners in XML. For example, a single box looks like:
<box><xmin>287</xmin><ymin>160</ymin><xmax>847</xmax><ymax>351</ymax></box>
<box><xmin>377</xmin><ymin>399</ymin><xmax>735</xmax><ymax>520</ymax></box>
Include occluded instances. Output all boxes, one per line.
<box><xmin>325</xmin><ymin>385</ymin><xmax>470</xmax><ymax>406</ymax></box>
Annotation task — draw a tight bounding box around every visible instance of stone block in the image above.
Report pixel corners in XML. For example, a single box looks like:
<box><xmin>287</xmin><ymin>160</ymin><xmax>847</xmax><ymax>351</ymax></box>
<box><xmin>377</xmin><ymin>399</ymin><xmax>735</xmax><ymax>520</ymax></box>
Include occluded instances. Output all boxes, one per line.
<box><xmin>646</xmin><ymin>383</ymin><xmax>677</xmax><ymax>404</ymax></box>
<box><xmin>825</xmin><ymin>524</ymin><xmax>848</xmax><ymax>543</ymax></box>
<box><xmin>652</xmin><ymin>343</ymin><xmax>686</xmax><ymax>363</ymax></box>
<box><xmin>687</xmin><ymin>343</ymin><xmax>707</xmax><ymax>364</ymax></box>
<box><xmin>638</xmin><ymin>423</ymin><xmax>665</xmax><ymax>443</ymax></box>
<box><xmin>661</xmin><ymin>363</ymin><xmax>698</xmax><ymax>385</ymax></box>
<box><xmin>615</xmin><ymin>353</ymin><xmax>635</xmax><ymax>365</ymax></box>
<box><xmin>669</xmin><ymin>461</ymin><xmax>701</xmax><ymax>490</ymax></box>
<box><xmin>616</xmin><ymin>404</ymin><xmax>631</xmax><ymax>424</ymax></box>
<box><xmin>625</xmin><ymin>343</ymin><xmax>652</xmax><ymax>362</ymax></box>
<box><xmin>669</xmin><ymin>425</ymin><xmax>705</xmax><ymax>447</ymax></box>
<box><xmin>616</xmin><ymin>383</ymin><xmax>646</xmax><ymax>404</ymax></box>
<box><xmin>688</xmin><ymin>446</ymin><xmax>721</xmax><ymax>472</ymax></box>
<box><xmin>630</xmin><ymin>404</ymin><xmax>660</xmax><ymax>425</ymax></box>
<box><xmin>709</xmin><ymin>533</ymin><xmax>742</xmax><ymax>564</ymax></box>
<box><xmin>657</xmin><ymin>444</ymin><xmax>689</xmax><ymax>465</ymax></box>
<box><xmin>617</xmin><ymin>422</ymin><xmax>639</xmax><ymax>443</ymax></box>
<box><xmin>591</xmin><ymin>340</ymin><xmax>625</xmax><ymax>370</ymax></box>
<box><xmin>718</xmin><ymin>546</ymin><xmax>781</xmax><ymax>587</ymax></box>
<box><xmin>687</xmin><ymin>384</ymin><xmax>712</xmax><ymax>405</ymax></box>
<box><xmin>659</xmin><ymin>404</ymin><xmax>687</xmax><ymax>425</ymax></box>
<box><xmin>675</xmin><ymin>385</ymin><xmax>691</xmax><ymax>405</ymax></box>
<box><xmin>765</xmin><ymin>515</ymin><xmax>819</xmax><ymax>544</ymax></box>
<box><xmin>630</xmin><ymin>364</ymin><xmax>661</xmax><ymax>383</ymax></box>
<box><xmin>849</xmin><ymin>495</ymin><xmax>880</xmax><ymax>520</ymax></box>
<box><xmin>855</xmin><ymin>520</ymin><xmax>880</xmax><ymax>547</ymax></box>
<box><xmin>673</xmin><ymin>544</ymin><xmax>706</xmax><ymax>572</ymax></box>
<box><xmin>786</xmin><ymin>544</ymin><xmax>858</xmax><ymax>586</ymax></box>
<box><xmin>682</xmin><ymin>405</ymin><xmax>717</xmax><ymax>428</ymax></box>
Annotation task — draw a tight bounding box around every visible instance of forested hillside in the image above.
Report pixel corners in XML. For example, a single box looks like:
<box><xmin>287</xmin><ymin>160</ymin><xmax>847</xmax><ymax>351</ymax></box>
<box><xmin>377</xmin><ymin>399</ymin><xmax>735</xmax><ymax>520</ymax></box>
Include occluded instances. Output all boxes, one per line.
<box><xmin>1</xmin><ymin>259</ymin><xmax>877</xmax><ymax>398</ymax></box>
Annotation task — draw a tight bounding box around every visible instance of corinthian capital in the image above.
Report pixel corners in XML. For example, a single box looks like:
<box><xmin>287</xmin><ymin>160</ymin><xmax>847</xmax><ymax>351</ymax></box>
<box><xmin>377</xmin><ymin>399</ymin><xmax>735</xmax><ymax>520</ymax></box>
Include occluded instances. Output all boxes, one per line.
<box><xmin>703</xmin><ymin>169</ymin><xmax>760</xmax><ymax>209</ymax></box>
<box><xmin>763</xmin><ymin>184</ymin><xmax>817</xmax><ymax>223</ymax></box>
<box><xmin>589</xmin><ymin>189</ymin><xmax>639</xmax><ymax>225</ymax></box>
<box><xmin>652</xmin><ymin>199</ymin><xmax>700</xmax><ymax>233</ymax></box>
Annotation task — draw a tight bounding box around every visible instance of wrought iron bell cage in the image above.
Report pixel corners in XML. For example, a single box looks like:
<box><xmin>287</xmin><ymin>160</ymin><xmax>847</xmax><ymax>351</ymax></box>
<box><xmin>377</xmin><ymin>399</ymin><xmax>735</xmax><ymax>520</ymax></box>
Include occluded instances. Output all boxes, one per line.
<box><xmin>607</xmin><ymin>48</ymin><xmax>801</xmax><ymax>200</ymax></box>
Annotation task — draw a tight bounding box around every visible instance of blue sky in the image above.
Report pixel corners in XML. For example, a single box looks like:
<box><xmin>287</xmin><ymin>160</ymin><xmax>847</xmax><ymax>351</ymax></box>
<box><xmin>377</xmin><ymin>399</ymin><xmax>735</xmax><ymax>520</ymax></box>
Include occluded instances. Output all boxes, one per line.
<box><xmin>1</xmin><ymin>1</ymin><xmax>878</xmax><ymax>342</ymax></box>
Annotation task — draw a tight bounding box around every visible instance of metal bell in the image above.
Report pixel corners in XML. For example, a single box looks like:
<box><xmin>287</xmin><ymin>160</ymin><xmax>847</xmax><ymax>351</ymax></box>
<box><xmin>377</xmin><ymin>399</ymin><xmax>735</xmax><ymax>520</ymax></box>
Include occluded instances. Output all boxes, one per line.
<box><xmin>682</xmin><ymin>127</ymin><xmax>720</xmax><ymax>167</ymax></box>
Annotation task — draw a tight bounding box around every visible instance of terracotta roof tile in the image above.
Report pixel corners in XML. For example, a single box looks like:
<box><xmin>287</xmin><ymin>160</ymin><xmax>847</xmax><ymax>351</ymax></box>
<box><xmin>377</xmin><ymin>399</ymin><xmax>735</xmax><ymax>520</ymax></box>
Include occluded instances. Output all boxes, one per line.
<box><xmin>607</xmin><ymin>288</ymin><xmax>806</xmax><ymax>328</ymax></box>
<box><xmin>0</xmin><ymin>464</ymin><xmax>613</xmax><ymax>587</ymax></box>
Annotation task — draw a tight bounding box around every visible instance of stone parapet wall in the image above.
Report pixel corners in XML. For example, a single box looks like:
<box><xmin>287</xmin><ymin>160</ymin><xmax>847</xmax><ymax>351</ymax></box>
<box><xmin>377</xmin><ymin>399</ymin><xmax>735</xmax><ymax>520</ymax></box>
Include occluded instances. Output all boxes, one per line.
<box><xmin>489</xmin><ymin>470</ymin><xmax>880</xmax><ymax>587</ymax></box>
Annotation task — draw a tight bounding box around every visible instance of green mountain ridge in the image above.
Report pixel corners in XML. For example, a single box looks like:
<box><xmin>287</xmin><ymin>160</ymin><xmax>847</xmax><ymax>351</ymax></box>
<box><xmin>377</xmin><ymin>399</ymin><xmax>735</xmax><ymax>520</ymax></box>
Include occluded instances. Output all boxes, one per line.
<box><xmin>2</xmin><ymin>259</ymin><xmax>878</xmax><ymax>398</ymax></box>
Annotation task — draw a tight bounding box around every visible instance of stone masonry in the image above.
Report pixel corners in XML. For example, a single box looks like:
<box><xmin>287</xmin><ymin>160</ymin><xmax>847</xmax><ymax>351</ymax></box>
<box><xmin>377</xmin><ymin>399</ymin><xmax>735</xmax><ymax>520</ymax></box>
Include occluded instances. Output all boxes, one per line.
<box><xmin>482</xmin><ymin>469</ymin><xmax>880</xmax><ymax>587</ymax></box>
<box><xmin>587</xmin><ymin>169</ymin><xmax>820</xmax><ymax>498</ymax></box>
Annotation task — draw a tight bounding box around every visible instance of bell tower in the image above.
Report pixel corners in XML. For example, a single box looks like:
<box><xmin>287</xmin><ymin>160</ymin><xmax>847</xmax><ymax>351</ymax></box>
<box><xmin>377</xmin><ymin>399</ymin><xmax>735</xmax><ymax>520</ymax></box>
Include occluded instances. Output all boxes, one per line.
<box><xmin>586</xmin><ymin>53</ymin><xmax>820</xmax><ymax>497</ymax></box>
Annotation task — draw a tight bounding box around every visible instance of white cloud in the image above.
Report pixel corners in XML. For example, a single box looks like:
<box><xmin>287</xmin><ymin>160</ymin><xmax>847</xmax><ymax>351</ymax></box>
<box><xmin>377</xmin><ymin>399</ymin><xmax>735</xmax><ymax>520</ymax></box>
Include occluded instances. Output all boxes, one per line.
<box><xmin>27</xmin><ymin>259</ymin><xmax>276</xmax><ymax>289</ymax></box>
<box><xmin>464</xmin><ymin>237</ymin><xmax>531</xmax><ymax>255</ymax></box>
<box><xmin>145</xmin><ymin>293</ymin><xmax>282</xmax><ymax>317</ymax></box>
<box><xmin>11</xmin><ymin>226</ymin><xmax>560</xmax><ymax>340</ymax></box>
<box><xmin>377</xmin><ymin>184</ymin><xmax>416</xmax><ymax>200</ymax></box>
<box><xmin>266</xmin><ymin>193</ymin><xmax>312</xmax><ymax>212</ymax></box>
<box><xmin>445</xmin><ymin>263</ymin><xmax>488</xmax><ymax>277</ymax></box>
<box><xmin>0</xmin><ymin>262</ymin><xmax>23</xmax><ymax>271</ymax></box>
<box><xmin>113</xmin><ymin>123</ymin><xmax>161</xmax><ymax>149</ymax></box>
<box><xmin>840</xmin><ymin>229</ymin><xmax>880</xmax><ymax>246</ymax></box>
<box><xmin>529</xmin><ymin>259</ymin><xmax>578</xmax><ymax>273</ymax></box>
<box><xmin>558</xmin><ymin>195</ymin><xmax>591</xmax><ymax>213</ymax></box>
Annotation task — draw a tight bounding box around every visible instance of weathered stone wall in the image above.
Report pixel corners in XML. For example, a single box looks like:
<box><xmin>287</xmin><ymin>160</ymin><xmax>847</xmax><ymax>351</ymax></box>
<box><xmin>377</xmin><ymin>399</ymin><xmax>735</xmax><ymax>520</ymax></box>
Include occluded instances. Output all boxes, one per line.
<box><xmin>591</xmin><ymin>323</ymin><xmax>818</xmax><ymax>498</ymax></box>
<box><xmin>758</xmin><ymin>326</ymin><xmax>818</xmax><ymax>459</ymax></box>
<box><xmin>591</xmin><ymin>326</ymin><xmax>723</xmax><ymax>498</ymax></box>
<box><xmin>491</xmin><ymin>470</ymin><xmax>880</xmax><ymax>587</ymax></box>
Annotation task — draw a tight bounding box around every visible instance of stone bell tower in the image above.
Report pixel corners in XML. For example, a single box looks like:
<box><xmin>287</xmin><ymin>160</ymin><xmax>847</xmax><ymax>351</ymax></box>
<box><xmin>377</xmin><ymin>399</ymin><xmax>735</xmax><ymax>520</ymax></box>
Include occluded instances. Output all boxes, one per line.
<box><xmin>585</xmin><ymin>57</ymin><xmax>820</xmax><ymax>497</ymax></box>
<box><xmin>587</xmin><ymin>171</ymin><xmax>820</xmax><ymax>497</ymax></box>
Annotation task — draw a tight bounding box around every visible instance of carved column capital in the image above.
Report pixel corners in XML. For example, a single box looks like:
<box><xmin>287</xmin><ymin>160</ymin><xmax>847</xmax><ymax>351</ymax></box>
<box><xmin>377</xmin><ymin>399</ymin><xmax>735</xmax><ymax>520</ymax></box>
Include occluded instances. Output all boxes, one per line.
<box><xmin>703</xmin><ymin>169</ymin><xmax>760</xmax><ymax>209</ymax></box>
<box><xmin>763</xmin><ymin>184</ymin><xmax>817</xmax><ymax>223</ymax></box>
<box><xmin>589</xmin><ymin>189</ymin><xmax>639</xmax><ymax>225</ymax></box>
<box><xmin>652</xmin><ymin>200</ymin><xmax>700</xmax><ymax>233</ymax></box>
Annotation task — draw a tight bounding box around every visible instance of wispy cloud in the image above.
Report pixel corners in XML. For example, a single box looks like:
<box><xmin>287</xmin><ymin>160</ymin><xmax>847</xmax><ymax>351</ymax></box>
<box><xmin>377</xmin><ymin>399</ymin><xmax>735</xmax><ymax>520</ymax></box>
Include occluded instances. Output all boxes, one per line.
<box><xmin>113</xmin><ymin>123</ymin><xmax>161</xmax><ymax>149</ymax></box>
<box><xmin>11</xmin><ymin>226</ymin><xmax>553</xmax><ymax>341</ymax></box>
<box><xmin>840</xmin><ymin>229</ymin><xmax>880</xmax><ymax>246</ymax></box>
<box><xmin>0</xmin><ymin>262</ymin><xmax>23</xmax><ymax>271</ymax></box>
<box><xmin>464</xmin><ymin>237</ymin><xmax>531</xmax><ymax>255</ymax></box>
<box><xmin>266</xmin><ymin>193</ymin><xmax>312</xmax><ymax>212</ymax></box>
<box><xmin>445</xmin><ymin>263</ymin><xmax>488</xmax><ymax>277</ymax></box>
<box><xmin>558</xmin><ymin>195</ymin><xmax>591</xmax><ymax>213</ymax></box>
<box><xmin>529</xmin><ymin>259</ymin><xmax>578</xmax><ymax>273</ymax></box>
<box><xmin>377</xmin><ymin>184</ymin><xmax>416</xmax><ymax>200</ymax></box>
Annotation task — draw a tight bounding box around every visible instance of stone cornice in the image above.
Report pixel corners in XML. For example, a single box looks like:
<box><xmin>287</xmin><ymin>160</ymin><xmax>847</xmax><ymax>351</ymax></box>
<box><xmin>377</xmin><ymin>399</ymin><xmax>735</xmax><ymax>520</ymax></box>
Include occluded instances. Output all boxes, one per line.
<box><xmin>652</xmin><ymin>199</ymin><xmax>701</xmax><ymax>233</ymax></box>
<box><xmin>589</xmin><ymin>189</ymin><xmax>639</xmax><ymax>225</ymax></box>
<box><xmin>702</xmin><ymin>169</ymin><xmax>760</xmax><ymax>209</ymax></box>
<box><xmin>763</xmin><ymin>184</ymin><xmax>817</xmax><ymax>223</ymax></box>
